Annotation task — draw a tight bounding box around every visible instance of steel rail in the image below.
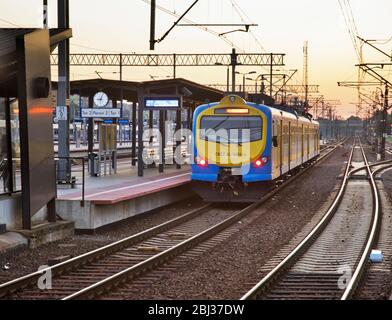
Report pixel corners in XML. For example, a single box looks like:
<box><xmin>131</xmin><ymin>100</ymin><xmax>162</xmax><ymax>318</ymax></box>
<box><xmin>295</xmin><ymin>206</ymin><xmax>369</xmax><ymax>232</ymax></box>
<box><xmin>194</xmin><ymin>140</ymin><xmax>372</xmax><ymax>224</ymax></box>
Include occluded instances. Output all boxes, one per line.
<box><xmin>348</xmin><ymin>158</ymin><xmax>392</xmax><ymax>176</ymax></box>
<box><xmin>241</xmin><ymin>139</ymin><xmax>355</xmax><ymax>300</ymax></box>
<box><xmin>0</xmin><ymin>203</ymin><xmax>212</xmax><ymax>297</ymax></box>
<box><xmin>241</xmin><ymin>139</ymin><xmax>386</xmax><ymax>300</ymax></box>
<box><xmin>0</xmin><ymin>139</ymin><xmax>343</xmax><ymax>299</ymax></box>
<box><xmin>340</xmin><ymin>142</ymin><xmax>385</xmax><ymax>299</ymax></box>
<box><xmin>62</xmin><ymin>141</ymin><xmax>343</xmax><ymax>300</ymax></box>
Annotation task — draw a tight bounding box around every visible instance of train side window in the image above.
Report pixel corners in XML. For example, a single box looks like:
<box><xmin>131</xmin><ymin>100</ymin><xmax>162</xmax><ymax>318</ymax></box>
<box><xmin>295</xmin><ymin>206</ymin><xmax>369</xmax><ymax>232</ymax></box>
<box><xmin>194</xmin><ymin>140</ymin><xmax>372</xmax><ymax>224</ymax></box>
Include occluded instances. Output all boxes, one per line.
<box><xmin>272</xmin><ymin>121</ymin><xmax>278</xmax><ymax>147</ymax></box>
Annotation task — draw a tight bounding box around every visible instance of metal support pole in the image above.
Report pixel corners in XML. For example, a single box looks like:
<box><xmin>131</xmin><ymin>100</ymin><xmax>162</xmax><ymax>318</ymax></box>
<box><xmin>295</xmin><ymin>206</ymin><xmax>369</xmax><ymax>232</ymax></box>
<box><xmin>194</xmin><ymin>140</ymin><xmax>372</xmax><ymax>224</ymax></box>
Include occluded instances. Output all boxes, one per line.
<box><xmin>81</xmin><ymin>157</ymin><xmax>85</xmax><ymax>207</ymax></box>
<box><xmin>43</xmin><ymin>0</ymin><xmax>48</xmax><ymax>28</ymax></box>
<box><xmin>226</xmin><ymin>66</ymin><xmax>229</xmax><ymax>92</ymax></box>
<box><xmin>158</xmin><ymin>110</ymin><xmax>165</xmax><ymax>173</ymax></box>
<box><xmin>149</xmin><ymin>110</ymin><xmax>153</xmax><ymax>130</ymax></box>
<box><xmin>150</xmin><ymin>0</ymin><xmax>156</xmax><ymax>50</ymax></box>
<box><xmin>269</xmin><ymin>53</ymin><xmax>273</xmax><ymax>98</ymax></box>
<box><xmin>131</xmin><ymin>102</ymin><xmax>137</xmax><ymax>166</ymax></box>
<box><xmin>175</xmin><ymin>108</ymin><xmax>181</xmax><ymax>169</ymax></box>
<box><xmin>187</xmin><ymin>106</ymin><xmax>192</xmax><ymax>130</ymax></box>
<box><xmin>88</xmin><ymin>95</ymin><xmax>94</xmax><ymax>153</ymax></box>
<box><xmin>57</xmin><ymin>0</ymin><xmax>71</xmax><ymax>182</ymax></box>
<box><xmin>4</xmin><ymin>98</ymin><xmax>13</xmax><ymax>193</ymax></box>
<box><xmin>381</xmin><ymin>85</ymin><xmax>388</xmax><ymax>161</ymax></box>
<box><xmin>173</xmin><ymin>53</ymin><xmax>176</xmax><ymax>79</ymax></box>
<box><xmin>120</xmin><ymin>53</ymin><xmax>123</xmax><ymax>118</ymax></box>
<box><xmin>137</xmin><ymin>89</ymin><xmax>144</xmax><ymax>176</ymax></box>
<box><xmin>112</xmin><ymin>98</ymin><xmax>117</xmax><ymax>123</ymax></box>
<box><xmin>231</xmin><ymin>48</ymin><xmax>237</xmax><ymax>92</ymax></box>
<box><xmin>175</xmin><ymin>86</ymin><xmax>181</xmax><ymax>169</ymax></box>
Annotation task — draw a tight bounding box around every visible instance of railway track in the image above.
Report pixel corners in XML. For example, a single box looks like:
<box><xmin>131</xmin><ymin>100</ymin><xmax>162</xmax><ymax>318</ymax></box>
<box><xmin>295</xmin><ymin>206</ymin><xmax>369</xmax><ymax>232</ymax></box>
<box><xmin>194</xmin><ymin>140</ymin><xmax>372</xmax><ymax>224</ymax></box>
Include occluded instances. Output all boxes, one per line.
<box><xmin>0</xmin><ymin>139</ymin><xmax>344</xmax><ymax>300</ymax></box>
<box><xmin>241</xmin><ymin>138</ymin><xmax>392</xmax><ymax>300</ymax></box>
<box><xmin>356</xmin><ymin>162</ymin><xmax>392</xmax><ymax>299</ymax></box>
<box><xmin>385</xmin><ymin>145</ymin><xmax>392</xmax><ymax>155</ymax></box>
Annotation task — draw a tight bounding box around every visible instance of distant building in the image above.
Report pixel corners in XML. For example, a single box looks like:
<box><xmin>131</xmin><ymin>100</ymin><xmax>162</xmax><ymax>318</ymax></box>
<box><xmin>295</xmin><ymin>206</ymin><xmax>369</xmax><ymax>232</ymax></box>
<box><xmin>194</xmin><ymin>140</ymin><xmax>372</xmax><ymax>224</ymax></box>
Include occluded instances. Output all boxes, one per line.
<box><xmin>318</xmin><ymin>116</ymin><xmax>363</xmax><ymax>140</ymax></box>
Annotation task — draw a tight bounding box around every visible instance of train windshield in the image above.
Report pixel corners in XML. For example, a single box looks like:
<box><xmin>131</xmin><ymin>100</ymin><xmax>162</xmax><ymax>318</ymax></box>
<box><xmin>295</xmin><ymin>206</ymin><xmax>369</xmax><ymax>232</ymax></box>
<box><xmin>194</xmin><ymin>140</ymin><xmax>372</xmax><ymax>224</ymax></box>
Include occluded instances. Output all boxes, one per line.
<box><xmin>199</xmin><ymin>116</ymin><xmax>262</xmax><ymax>143</ymax></box>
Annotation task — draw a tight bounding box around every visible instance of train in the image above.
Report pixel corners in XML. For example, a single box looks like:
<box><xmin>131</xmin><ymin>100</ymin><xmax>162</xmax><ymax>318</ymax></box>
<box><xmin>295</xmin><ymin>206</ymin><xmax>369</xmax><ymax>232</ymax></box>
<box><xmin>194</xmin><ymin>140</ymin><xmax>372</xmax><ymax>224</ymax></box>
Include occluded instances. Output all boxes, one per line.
<box><xmin>191</xmin><ymin>95</ymin><xmax>320</xmax><ymax>202</ymax></box>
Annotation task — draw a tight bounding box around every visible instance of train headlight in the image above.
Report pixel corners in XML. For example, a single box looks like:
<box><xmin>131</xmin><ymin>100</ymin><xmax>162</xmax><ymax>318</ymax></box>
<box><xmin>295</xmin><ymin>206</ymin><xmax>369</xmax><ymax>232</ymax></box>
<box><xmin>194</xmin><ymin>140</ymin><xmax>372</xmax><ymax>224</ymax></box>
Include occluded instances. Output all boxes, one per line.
<box><xmin>195</xmin><ymin>157</ymin><xmax>208</xmax><ymax>167</ymax></box>
<box><xmin>253</xmin><ymin>157</ymin><xmax>268</xmax><ymax>168</ymax></box>
<box><xmin>254</xmin><ymin>159</ymin><xmax>263</xmax><ymax>167</ymax></box>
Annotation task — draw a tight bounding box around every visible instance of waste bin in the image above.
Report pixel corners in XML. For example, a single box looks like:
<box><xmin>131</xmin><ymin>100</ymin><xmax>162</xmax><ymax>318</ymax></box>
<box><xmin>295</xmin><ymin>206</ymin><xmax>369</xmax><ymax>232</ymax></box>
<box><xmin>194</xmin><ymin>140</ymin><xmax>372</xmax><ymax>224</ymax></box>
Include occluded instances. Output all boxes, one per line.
<box><xmin>88</xmin><ymin>153</ymin><xmax>99</xmax><ymax>177</ymax></box>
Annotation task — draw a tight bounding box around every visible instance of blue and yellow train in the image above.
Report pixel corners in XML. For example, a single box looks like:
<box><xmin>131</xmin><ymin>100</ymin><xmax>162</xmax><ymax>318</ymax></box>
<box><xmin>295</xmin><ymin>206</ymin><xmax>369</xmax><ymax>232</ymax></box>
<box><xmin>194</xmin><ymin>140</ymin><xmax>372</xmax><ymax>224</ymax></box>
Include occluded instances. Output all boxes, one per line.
<box><xmin>191</xmin><ymin>95</ymin><xmax>320</xmax><ymax>202</ymax></box>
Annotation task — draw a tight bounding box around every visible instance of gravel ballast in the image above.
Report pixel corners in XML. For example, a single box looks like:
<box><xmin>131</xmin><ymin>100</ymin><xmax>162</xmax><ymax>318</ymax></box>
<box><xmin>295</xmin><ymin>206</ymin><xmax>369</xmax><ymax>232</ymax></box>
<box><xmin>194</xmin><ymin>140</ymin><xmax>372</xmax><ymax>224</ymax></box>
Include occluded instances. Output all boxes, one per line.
<box><xmin>110</xmin><ymin>143</ymin><xmax>351</xmax><ymax>299</ymax></box>
<box><xmin>0</xmin><ymin>197</ymin><xmax>202</xmax><ymax>284</ymax></box>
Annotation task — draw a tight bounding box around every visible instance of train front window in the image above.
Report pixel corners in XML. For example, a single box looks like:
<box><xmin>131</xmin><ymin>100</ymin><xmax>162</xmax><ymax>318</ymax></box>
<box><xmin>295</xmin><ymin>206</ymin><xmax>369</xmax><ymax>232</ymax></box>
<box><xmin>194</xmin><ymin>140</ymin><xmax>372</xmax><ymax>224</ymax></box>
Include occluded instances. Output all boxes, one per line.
<box><xmin>199</xmin><ymin>116</ymin><xmax>262</xmax><ymax>143</ymax></box>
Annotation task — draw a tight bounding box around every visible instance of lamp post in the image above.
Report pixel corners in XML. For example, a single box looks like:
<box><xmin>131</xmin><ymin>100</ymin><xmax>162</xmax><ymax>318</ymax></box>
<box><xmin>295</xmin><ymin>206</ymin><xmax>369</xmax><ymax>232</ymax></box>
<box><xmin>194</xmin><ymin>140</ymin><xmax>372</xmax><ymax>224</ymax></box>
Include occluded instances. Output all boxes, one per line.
<box><xmin>235</xmin><ymin>71</ymin><xmax>256</xmax><ymax>94</ymax></box>
<box><xmin>253</xmin><ymin>74</ymin><xmax>266</xmax><ymax>94</ymax></box>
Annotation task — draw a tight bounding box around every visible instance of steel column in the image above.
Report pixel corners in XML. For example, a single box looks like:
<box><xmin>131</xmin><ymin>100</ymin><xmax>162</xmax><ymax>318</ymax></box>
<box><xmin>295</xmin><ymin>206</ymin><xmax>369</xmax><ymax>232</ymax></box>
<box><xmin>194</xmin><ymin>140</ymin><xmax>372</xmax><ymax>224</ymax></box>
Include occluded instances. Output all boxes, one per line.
<box><xmin>158</xmin><ymin>110</ymin><xmax>165</xmax><ymax>173</ymax></box>
<box><xmin>137</xmin><ymin>89</ymin><xmax>144</xmax><ymax>176</ymax></box>
<box><xmin>131</xmin><ymin>102</ymin><xmax>137</xmax><ymax>166</ymax></box>
<box><xmin>57</xmin><ymin>0</ymin><xmax>71</xmax><ymax>182</ymax></box>
<box><xmin>4</xmin><ymin>98</ymin><xmax>13</xmax><ymax>193</ymax></box>
<box><xmin>88</xmin><ymin>95</ymin><xmax>94</xmax><ymax>153</ymax></box>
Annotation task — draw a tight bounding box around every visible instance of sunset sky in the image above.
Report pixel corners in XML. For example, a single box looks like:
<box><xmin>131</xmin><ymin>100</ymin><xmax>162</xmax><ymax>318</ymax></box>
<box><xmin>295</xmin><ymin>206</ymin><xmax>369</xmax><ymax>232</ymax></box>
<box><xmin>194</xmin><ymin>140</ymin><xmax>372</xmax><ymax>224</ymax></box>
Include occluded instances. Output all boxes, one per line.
<box><xmin>1</xmin><ymin>0</ymin><xmax>391</xmax><ymax>118</ymax></box>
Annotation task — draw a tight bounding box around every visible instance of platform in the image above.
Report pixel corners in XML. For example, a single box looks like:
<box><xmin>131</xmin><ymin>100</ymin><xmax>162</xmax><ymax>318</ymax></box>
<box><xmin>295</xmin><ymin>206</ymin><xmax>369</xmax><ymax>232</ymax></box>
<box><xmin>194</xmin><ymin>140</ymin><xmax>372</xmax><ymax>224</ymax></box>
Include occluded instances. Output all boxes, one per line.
<box><xmin>56</xmin><ymin>165</ymin><xmax>192</xmax><ymax>231</ymax></box>
<box><xmin>0</xmin><ymin>232</ymin><xmax>28</xmax><ymax>254</ymax></box>
<box><xmin>17</xmin><ymin>221</ymin><xmax>75</xmax><ymax>249</ymax></box>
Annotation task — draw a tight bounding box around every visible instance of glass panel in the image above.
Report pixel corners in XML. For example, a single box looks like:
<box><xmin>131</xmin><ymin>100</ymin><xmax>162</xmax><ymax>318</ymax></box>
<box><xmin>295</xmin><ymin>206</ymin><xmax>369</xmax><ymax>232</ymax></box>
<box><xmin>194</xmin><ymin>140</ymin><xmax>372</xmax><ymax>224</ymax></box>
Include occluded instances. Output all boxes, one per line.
<box><xmin>199</xmin><ymin>116</ymin><xmax>262</xmax><ymax>143</ymax></box>
<box><xmin>0</xmin><ymin>98</ymin><xmax>8</xmax><ymax>193</ymax></box>
<box><xmin>10</xmin><ymin>99</ymin><xmax>21</xmax><ymax>192</ymax></box>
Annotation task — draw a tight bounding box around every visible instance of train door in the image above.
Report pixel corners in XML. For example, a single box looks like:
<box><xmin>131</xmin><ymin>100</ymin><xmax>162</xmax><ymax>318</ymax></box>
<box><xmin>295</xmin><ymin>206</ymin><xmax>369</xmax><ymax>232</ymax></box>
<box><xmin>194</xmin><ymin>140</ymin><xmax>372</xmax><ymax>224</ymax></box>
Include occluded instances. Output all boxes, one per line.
<box><xmin>280</xmin><ymin>119</ymin><xmax>283</xmax><ymax>175</ymax></box>
<box><xmin>304</xmin><ymin>126</ymin><xmax>307</xmax><ymax>160</ymax></box>
<box><xmin>301</xmin><ymin>124</ymin><xmax>304</xmax><ymax>163</ymax></box>
<box><xmin>317</xmin><ymin>128</ymin><xmax>320</xmax><ymax>153</ymax></box>
<box><xmin>297</xmin><ymin>122</ymin><xmax>302</xmax><ymax>164</ymax></box>
<box><xmin>272</xmin><ymin>119</ymin><xmax>281</xmax><ymax>178</ymax></box>
<box><xmin>288</xmin><ymin>122</ymin><xmax>291</xmax><ymax>171</ymax></box>
<box><xmin>291</xmin><ymin>123</ymin><xmax>297</xmax><ymax>168</ymax></box>
<box><xmin>307</xmin><ymin>126</ymin><xmax>310</xmax><ymax>158</ymax></box>
<box><xmin>283</xmin><ymin>122</ymin><xmax>290</xmax><ymax>173</ymax></box>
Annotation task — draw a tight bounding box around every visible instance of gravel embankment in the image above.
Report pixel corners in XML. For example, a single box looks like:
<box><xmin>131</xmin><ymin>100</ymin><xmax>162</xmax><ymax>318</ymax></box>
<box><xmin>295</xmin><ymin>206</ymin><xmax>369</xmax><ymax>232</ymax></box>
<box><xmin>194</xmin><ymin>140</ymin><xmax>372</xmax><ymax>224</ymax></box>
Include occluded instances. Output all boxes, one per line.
<box><xmin>0</xmin><ymin>197</ymin><xmax>202</xmax><ymax>284</ymax></box>
<box><xmin>120</xmin><ymin>143</ymin><xmax>351</xmax><ymax>299</ymax></box>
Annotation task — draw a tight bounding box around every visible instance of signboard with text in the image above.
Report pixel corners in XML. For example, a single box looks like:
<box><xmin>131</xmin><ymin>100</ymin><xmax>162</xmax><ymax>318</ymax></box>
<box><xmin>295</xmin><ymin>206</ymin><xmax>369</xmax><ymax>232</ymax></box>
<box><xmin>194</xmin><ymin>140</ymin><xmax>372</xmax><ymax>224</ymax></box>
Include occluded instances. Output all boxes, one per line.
<box><xmin>144</xmin><ymin>96</ymin><xmax>181</xmax><ymax>110</ymax></box>
<box><xmin>56</xmin><ymin>105</ymin><xmax>67</xmax><ymax>120</ymax></box>
<box><xmin>81</xmin><ymin>108</ymin><xmax>121</xmax><ymax>118</ymax></box>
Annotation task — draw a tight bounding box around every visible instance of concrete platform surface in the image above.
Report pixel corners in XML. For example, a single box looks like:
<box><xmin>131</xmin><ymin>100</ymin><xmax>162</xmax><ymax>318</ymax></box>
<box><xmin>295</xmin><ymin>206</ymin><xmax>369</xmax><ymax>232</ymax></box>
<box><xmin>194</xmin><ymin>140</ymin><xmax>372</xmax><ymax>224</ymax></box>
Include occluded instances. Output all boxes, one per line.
<box><xmin>16</xmin><ymin>221</ymin><xmax>75</xmax><ymax>249</ymax></box>
<box><xmin>0</xmin><ymin>232</ymin><xmax>28</xmax><ymax>254</ymax></box>
<box><xmin>58</xmin><ymin>165</ymin><xmax>191</xmax><ymax>204</ymax></box>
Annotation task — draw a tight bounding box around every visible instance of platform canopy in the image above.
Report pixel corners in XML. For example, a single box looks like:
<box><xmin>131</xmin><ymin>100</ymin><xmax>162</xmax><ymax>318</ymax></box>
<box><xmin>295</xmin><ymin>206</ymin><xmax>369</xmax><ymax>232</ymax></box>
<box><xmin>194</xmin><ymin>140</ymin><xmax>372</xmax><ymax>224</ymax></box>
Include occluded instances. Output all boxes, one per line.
<box><xmin>52</xmin><ymin>77</ymin><xmax>224</xmax><ymax>107</ymax></box>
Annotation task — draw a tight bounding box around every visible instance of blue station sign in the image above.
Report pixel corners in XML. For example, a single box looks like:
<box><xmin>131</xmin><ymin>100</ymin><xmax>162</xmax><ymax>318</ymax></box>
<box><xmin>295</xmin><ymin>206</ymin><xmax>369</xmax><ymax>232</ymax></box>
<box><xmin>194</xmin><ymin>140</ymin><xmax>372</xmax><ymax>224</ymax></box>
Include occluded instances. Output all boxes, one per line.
<box><xmin>144</xmin><ymin>96</ymin><xmax>181</xmax><ymax>110</ymax></box>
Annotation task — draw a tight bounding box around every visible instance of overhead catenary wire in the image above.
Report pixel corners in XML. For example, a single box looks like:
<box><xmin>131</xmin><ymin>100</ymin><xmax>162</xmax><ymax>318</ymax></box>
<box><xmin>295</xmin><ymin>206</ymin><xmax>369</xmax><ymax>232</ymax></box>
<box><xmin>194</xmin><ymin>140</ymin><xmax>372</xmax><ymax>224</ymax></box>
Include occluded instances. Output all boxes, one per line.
<box><xmin>338</xmin><ymin>0</ymin><xmax>361</xmax><ymax>61</ymax></box>
<box><xmin>140</xmin><ymin>0</ymin><xmax>244</xmax><ymax>52</ymax></box>
<box><xmin>229</xmin><ymin>0</ymin><xmax>266</xmax><ymax>52</ymax></box>
<box><xmin>337</xmin><ymin>0</ymin><xmax>366</xmax><ymax>116</ymax></box>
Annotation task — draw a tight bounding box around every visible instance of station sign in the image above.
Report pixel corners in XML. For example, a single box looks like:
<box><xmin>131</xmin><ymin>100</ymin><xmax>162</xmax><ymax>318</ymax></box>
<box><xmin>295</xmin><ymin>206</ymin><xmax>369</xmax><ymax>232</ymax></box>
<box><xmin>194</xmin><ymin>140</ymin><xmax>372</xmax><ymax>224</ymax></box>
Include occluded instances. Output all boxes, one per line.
<box><xmin>144</xmin><ymin>96</ymin><xmax>181</xmax><ymax>110</ymax></box>
<box><xmin>81</xmin><ymin>108</ymin><xmax>121</xmax><ymax>118</ymax></box>
<box><xmin>118</xmin><ymin>119</ymin><xmax>130</xmax><ymax>125</ymax></box>
<box><xmin>56</xmin><ymin>105</ymin><xmax>67</xmax><ymax>121</ymax></box>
